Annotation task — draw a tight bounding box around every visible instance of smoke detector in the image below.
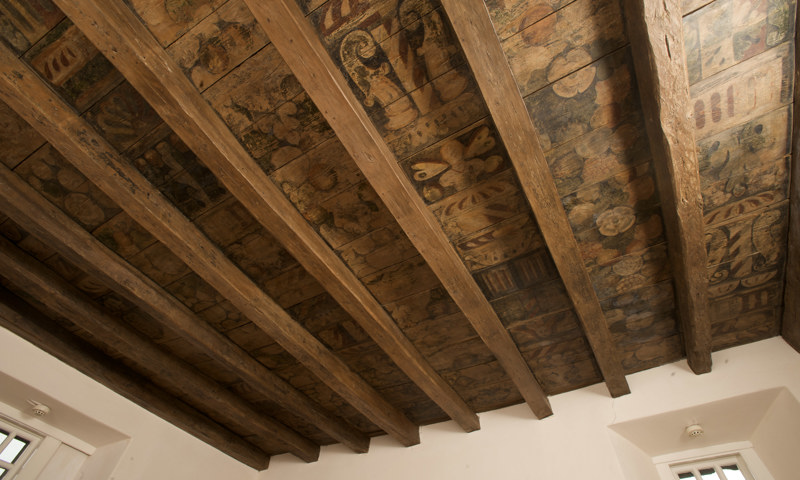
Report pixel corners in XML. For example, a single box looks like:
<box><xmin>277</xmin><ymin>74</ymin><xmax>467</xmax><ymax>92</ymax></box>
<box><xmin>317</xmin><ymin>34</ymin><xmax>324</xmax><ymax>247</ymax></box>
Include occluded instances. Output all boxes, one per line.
<box><xmin>27</xmin><ymin>400</ymin><xmax>50</xmax><ymax>417</ymax></box>
<box><xmin>685</xmin><ymin>424</ymin><xmax>704</xmax><ymax>439</ymax></box>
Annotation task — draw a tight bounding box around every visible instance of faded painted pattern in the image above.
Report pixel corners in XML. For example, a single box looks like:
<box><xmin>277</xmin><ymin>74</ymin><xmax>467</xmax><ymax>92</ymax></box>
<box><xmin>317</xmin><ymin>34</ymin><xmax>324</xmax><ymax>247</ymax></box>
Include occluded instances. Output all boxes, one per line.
<box><xmin>588</xmin><ymin>244</ymin><xmax>672</xmax><ymax>301</ymax></box>
<box><xmin>544</xmin><ymin>111</ymin><xmax>651</xmax><ymax>197</ymax></box>
<box><xmin>501</xmin><ymin>0</ymin><xmax>627</xmax><ymax>98</ymax></box>
<box><xmin>696</xmin><ymin>107</ymin><xmax>791</xmax><ymax>189</ymax></box>
<box><xmin>0</xmin><ymin>0</ymin><xmax>63</xmax><ymax>53</ymax></box>
<box><xmin>21</xmin><ymin>18</ymin><xmax>122</xmax><ymax>112</ymax></box>
<box><xmin>689</xmin><ymin>42</ymin><xmax>793</xmax><ymax>140</ymax></box>
<box><xmin>485</xmin><ymin>0</ymin><xmax>576</xmax><ymax>41</ymax></box>
<box><xmin>706</xmin><ymin>203</ymin><xmax>788</xmax><ymax>298</ymax></box>
<box><xmin>307</xmin><ymin>0</ymin><xmax>485</xmax><ymax>158</ymax></box>
<box><xmin>167</xmin><ymin>0</ymin><xmax>269</xmax><ymax>91</ymax></box>
<box><xmin>130</xmin><ymin>132</ymin><xmax>229</xmax><ymax>220</ymax></box>
<box><xmin>681</xmin><ymin>0</ymin><xmax>794</xmax><ymax>352</ymax></box>
<box><xmin>526</xmin><ymin>48</ymin><xmax>640</xmax><ymax>152</ymax></box>
<box><xmin>401</xmin><ymin>121</ymin><xmax>510</xmax><ymax>204</ymax></box>
<box><xmin>13</xmin><ymin>145</ymin><xmax>121</xmax><ymax>231</ymax></box>
<box><xmin>128</xmin><ymin>0</ymin><xmax>227</xmax><ymax>46</ymax></box>
<box><xmin>83</xmin><ymin>82</ymin><xmax>163</xmax><ymax>152</ymax></box>
<box><xmin>683</xmin><ymin>0</ymin><xmax>795</xmax><ymax>84</ymax></box>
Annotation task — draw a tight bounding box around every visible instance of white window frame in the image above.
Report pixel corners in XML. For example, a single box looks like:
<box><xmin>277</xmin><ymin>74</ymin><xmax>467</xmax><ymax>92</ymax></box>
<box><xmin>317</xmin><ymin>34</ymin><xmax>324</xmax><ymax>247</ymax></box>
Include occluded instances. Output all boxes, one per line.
<box><xmin>653</xmin><ymin>442</ymin><xmax>775</xmax><ymax>480</ymax></box>
<box><xmin>670</xmin><ymin>453</ymin><xmax>755</xmax><ymax>480</ymax></box>
<box><xmin>0</xmin><ymin>419</ymin><xmax>42</xmax><ymax>480</ymax></box>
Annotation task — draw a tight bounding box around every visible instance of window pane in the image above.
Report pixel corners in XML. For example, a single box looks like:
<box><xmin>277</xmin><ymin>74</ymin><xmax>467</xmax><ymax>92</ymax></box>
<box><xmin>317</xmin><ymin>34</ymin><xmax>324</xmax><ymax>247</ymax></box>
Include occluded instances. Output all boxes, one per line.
<box><xmin>0</xmin><ymin>431</ymin><xmax>6</xmax><ymax>444</ymax></box>
<box><xmin>678</xmin><ymin>472</ymin><xmax>696</xmax><ymax>479</ymax></box>
<box><xmin>0</xmin><ymin>467</ymin><xmax>6</xmax><ymax>479</ymax></box>
<box><xmin>699</xmin><ymin>468</ymin><xmax>720</xmax><ymax>480</ymax></box>
<box><xmin>0</xmin><ymin>437</ymin><xmax>28</xmax><ymax>463</ymax></box>
<box><xmin>722</xmin><ymin>465</ymin><xmax>746</xmax><ymax>480</ymax></box>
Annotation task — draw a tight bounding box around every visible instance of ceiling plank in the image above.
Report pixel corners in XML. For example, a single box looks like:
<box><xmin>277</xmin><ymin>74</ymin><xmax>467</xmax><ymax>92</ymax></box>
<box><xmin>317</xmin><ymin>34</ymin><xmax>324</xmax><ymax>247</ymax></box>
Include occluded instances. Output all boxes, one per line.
<box><xmin>0</xmin><ymin>235</ymin><xmax>319</xmax><ymax>462</ymax></box>
<box><xmin>623</xmin><ymin>0</ymin><xmax>712</xmax><ymax>373</ymax></box>
<box><xmin>246</xmin><ymin>0</ymin><xmax>552</xmax><ymax>418</ymax></box>
<box><xmin>0</xmin><ymin>40</ymin><xmax>420</xmax><ymax>447</ymax></box>
<box><xmin>0</xmin><ymin>163</ymin><xmax>369</xmax><ymax>453</ymax></box>
<box><xmin>53</xmin><ymin>0</ymin><xmax>478</xmax><ymax>433</ymax></box>
<box><xmin>783</xmin><ymin>0</ymin><xmax>800</xmax><ymax>353</ymax></box>
<box><xmin>441</xmin><ymin>0</ymin><xmax>630</xmax><ymax>397</ymax></box>
<box><xmin>56</xmin><ymin>1</ymin><xmax>480</xmax><ymax>431</ymax></box>
<box><xmin>0</xmin><ymin>287</ymin><xmax>271</xmax><ymax>471</ymax></box>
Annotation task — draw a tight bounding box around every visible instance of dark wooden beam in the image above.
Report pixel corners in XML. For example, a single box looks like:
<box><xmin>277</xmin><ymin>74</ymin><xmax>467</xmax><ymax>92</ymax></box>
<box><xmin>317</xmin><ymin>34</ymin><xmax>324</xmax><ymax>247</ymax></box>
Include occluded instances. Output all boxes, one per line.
<box><xmin>0</xmin><ymin>163</ymin><xmax>369</xmax><ymax>453</ymax></box>
<box><xmin>0</xmin><ymin>40</ymin><xmax>419</xmax><ymax>447</ymax></box>
<box><xmin>246</xmin><ymin>0</ymin><xmax>552</xmax><ymax>418</ymax></box>
<box><xmin>441</xmin><ymin>0</ymin><xmax>630</xmax><ymax>397</ymax></box>
<box><xmin>0</xmin><ymin>235</ymin><xmax>319</xmax><ymax>461</ymax></box>
<box><xmin>783</xmin><ymin>0</ymin><xmax>800</xmax><ymax>352</ymax></box>
<box><xmin>54</xmin><ymin>0</ymin><xmax>477</xmax><ymax>433</ymax></box>
<box><xmin>0</xmin><ymin>287</ymin><xmax>271</xmax><ymax>471</ymax></box>
<box><xmin>623</xmin><ymin>0</ymin><xmax>712</xmax><ymax>373</ymax></box>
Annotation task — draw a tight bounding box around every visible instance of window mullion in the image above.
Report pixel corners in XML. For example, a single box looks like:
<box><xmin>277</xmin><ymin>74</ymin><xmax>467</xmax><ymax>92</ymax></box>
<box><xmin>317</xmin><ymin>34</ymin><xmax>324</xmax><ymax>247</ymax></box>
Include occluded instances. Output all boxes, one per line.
<box><xmin>0</xmin><ymin>430</ymin><xmax>16</xmax><ymax>453</ymax></box>
<box><xmin>715</xmin><ymin>465</ymin><xmax>728</xmax><ymax>480</ymax></box>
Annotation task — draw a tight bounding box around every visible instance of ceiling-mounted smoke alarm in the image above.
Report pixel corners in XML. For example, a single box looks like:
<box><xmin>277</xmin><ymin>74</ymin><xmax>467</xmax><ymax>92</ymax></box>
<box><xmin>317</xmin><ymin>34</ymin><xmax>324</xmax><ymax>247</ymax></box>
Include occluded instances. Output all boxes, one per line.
<box><xmin>27</xmin><ymin>400</ymin><xmax>50</xmax><ymax>417</ymax></box>
<box><xmin>685</xmin><ymin>424</ymin><xmax>704</xmax><ymax>438</ymax></box>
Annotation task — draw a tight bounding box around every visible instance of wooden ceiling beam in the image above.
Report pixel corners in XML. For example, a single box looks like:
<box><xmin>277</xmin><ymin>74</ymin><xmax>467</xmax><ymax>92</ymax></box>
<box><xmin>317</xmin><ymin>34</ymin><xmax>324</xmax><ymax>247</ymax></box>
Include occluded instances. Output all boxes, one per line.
<box><xmin>0</xmin><ymin>163</ymin><xmax>369</xmax><ymax>454</ymax></box>
<box><xmin>783</xmin><ymin>0</ymin><xmax>800</xmax><ymax>352</ymax></box>
<box><xmin>54</xmin><ymin>0</ymin><xmax>478</xmax><ymax>433</ymax></box>
<box><xmin>246</xmin><ymin>0</ymin><xmax>552</xmax><ymax>418</ymax></box>
<box><xmin>0</xmin><ymin>40</ymin><xmax>419</xmax><ymax>447</ymax></box>
<box><xmin>0</xmin><ymin>235</ymin><xmax>319</xmax><ymax>462</ymax></box>
<box><xmin>623</xmin><ymin>0</ymin><xmax>712</xmax><ymax>373</ymax></box>
<box><xmin>441</xmin><ymin>0</ymin><xmax>630</xmax><ymax>397</ymax></box>
<box><xmin>0</xmin><ymin>287</ymin><xmax>271</xmax><ymax>471</ymax></box>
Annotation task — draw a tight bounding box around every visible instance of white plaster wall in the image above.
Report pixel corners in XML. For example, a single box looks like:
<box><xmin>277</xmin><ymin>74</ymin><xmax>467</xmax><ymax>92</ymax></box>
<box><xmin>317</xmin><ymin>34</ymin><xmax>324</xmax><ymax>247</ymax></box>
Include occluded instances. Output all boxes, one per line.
<box><xmin>0</xmin><ymin>327</ymin><xmax>258</xmax><ymax>480</ymax></box>
<box><xmin>265</xmin><ymin>337</ymin><xmax>800</xmax><ymax>480</ymax></box>
<box><xmin>751</xmin><ymin>389</ymin><xmax>800</xmax><ymax>479</ymax></box>
<box><xmin>2</xmin><ymin>324</ymin><xmax>799</xmax><ymax>480</ymax></box>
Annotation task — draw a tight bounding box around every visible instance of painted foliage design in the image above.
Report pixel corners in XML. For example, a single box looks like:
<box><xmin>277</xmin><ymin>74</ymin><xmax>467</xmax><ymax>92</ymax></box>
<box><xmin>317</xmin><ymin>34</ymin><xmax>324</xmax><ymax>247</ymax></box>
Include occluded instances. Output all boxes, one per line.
<box><xmin>705</xmin><ymin>205</ymin><xmax>788</xmax><ymax>299</ymax></box>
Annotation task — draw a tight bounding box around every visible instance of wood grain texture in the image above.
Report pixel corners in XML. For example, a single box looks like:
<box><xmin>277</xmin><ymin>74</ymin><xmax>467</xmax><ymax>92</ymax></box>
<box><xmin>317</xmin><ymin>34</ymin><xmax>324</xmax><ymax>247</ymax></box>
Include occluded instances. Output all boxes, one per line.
<box><xmin>783</xmin><ymin>0</ymin><xmax>800</xmax><ymax>352</ymax></box>
<box><xmin>0</xmin><ymin>161</ymin><xmax>370</xmax><ymax>453</ymax></box>
<box><xmin>623</xmin><ymin>0</ymin><xmax>712</xmax><ymax>373</ymax></box>
<box><xmin>0</xmin><ymin>287</ymin><xmax>271</xmax><ymax>471</ymax></box>
<box><xmin>0</xmin><ymin>235</ymin><xmax>318</xmax><ymax>461</ymax></box>
<box><xmin>0</xmin><ymin>37</ymin><xmax>420</xmax><ymax>447</ymax></box>
<box><xmin>249</xmin><ymin>0</ymin><xmax>553</xmax><ymax>418</ymax></box>
<box><xmin>442</xmin><ymin>0</ymin><xmax>629</xmax><ymax>397</ymax></box>
<box><xmin>54</xmin><ymin>0</ymin><xmax>475</xmax><ymax>436</ymax></box>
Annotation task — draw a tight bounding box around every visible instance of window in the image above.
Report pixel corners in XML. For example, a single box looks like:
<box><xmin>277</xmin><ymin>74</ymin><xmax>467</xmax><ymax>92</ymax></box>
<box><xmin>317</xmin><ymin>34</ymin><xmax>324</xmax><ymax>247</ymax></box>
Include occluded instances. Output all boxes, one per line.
<box><xmin>671</xmin><ymin>454</ymin><xmax>754</xmax><ymax>480</ymax></box>
<box><xmin>0</xmin><ymin>419</ymin><xmax>41</xmax><ymax>480</ymax></box>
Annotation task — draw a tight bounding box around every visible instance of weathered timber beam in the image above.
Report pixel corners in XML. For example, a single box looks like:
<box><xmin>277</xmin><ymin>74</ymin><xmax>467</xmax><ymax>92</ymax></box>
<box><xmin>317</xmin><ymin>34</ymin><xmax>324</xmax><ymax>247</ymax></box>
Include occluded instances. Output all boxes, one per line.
<box><xmin>0</xmin><ymin>288</ymin><xmax>271</xmax><ymax>471</ymax></box>
<box><xmin>0</xmin><ymin>235</ymin><xmax>319</xmax><ymax>461</ymax></box>
<box><xmin>54</xmin><ymin>0</ymin><xmax>477</xmax><ymax>433</ymax></box>
<box><xmin>0</xmin><ymin>163</ymin><xmax>369</xmax><ymax>454</ymax></box>
<box><xmin>783</xmin><ymin>0</ymin><xmax>800</xmax><ymax>352</ymax></box>
<box><xmin>0</xmin><ymin>40</ymin><xmax>419</xmax><ymax>447</ymax></box>
<box><xmin>246</xmin><ymin>0</ymin><xmax>552</xmax><ymax>418</ymax></box>
<box><xmin>441</xmin><ymin>0</ymin><xmax>630</xmax><ymax>396</ymax></box>
<box><xmin>623</xmin><ymin>0</ymin><xmax>712</xmax><ymax>373</ymax></box>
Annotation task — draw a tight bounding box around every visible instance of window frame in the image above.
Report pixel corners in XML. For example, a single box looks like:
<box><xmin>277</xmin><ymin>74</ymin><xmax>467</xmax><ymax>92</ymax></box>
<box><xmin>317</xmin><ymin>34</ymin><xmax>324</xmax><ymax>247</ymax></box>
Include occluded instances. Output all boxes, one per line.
<box><xmin>670</xmin><ymin>453</ymin><xmax>755</xmax><ymax>480</ymax></box>
<box><xmin>0</xmin><ymin>419</ymin><xmax>42</xmax><ymax>480</ymax></box>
